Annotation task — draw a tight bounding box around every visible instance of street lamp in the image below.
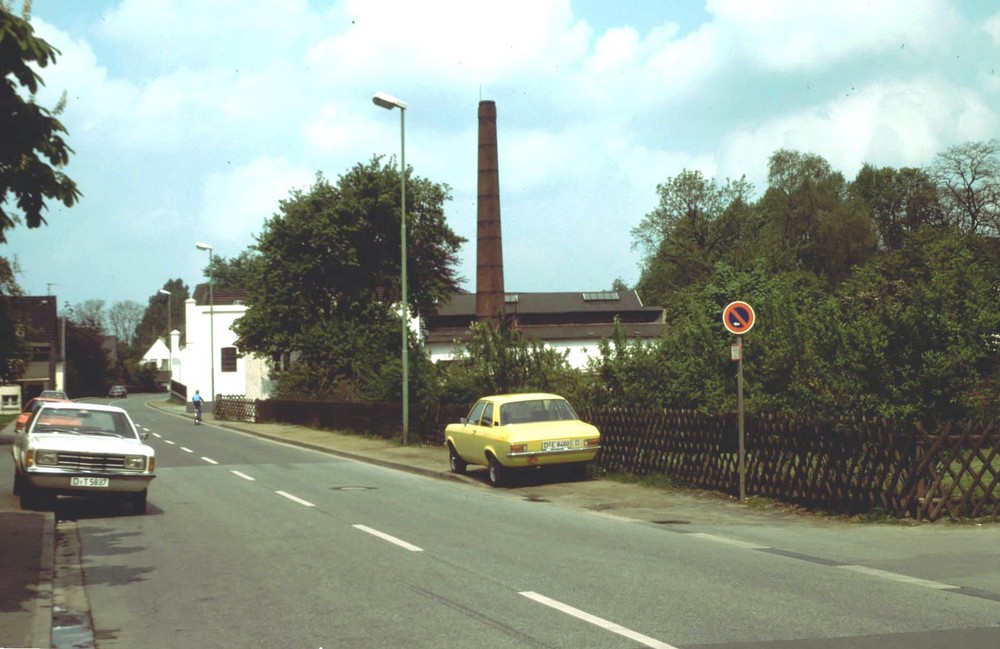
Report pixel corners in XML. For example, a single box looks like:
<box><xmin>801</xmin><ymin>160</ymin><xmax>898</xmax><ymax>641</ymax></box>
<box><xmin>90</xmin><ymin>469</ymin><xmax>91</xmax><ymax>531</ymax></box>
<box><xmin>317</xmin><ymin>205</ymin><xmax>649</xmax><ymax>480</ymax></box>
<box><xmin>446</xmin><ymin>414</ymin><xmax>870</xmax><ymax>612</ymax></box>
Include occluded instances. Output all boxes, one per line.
<box><xmin>158</xmin><ymin>289</ymin><xmax>172</xmax><ymax>390</ymax></box>
<box><xmin>195</xmin><ymin>242</ymin><xmax>215</xmax><ymax>409</ymax></box>
<box><xmin>372</xmin><ymin>91</ymin><xmax>409</xmax><ymax>444</ymax></box>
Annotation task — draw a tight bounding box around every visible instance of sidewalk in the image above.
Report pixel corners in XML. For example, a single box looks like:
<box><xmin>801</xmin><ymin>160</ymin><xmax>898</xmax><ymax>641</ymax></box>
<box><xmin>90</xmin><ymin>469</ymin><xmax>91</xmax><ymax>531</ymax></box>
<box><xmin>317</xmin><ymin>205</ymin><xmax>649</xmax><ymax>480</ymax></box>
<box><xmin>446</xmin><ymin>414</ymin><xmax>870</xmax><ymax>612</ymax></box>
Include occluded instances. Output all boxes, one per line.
<box><xmin>0</xmin><ymin>419</ymin><xmax>53</xmax><ymax>649</ymax></box>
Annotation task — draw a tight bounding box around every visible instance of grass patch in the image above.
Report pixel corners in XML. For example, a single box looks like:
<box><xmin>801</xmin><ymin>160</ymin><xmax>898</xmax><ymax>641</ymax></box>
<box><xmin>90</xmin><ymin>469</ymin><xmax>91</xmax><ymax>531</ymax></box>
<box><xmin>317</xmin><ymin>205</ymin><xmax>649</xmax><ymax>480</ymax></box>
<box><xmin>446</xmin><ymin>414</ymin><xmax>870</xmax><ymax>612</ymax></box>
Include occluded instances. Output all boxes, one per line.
<box><xmin>0</xmin><ymin>413</ymin><xmax>16</xmax><ymax>429</ymax></box>
<box><xmin>602</xmin><ymin>470</ymin><xmax>683</xmax><ymax>490</ymax></box>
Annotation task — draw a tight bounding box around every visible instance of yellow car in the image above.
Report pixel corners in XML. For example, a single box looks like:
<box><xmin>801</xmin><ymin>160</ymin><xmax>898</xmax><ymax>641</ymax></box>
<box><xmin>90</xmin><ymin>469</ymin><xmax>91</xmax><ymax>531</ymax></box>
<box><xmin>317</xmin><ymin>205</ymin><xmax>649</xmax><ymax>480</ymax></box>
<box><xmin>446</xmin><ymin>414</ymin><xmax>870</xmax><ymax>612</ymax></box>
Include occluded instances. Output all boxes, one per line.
<box><xmin>445</xmin><ymin>393</ymin><xmax>601</xmax><ymax>487</ymax></box>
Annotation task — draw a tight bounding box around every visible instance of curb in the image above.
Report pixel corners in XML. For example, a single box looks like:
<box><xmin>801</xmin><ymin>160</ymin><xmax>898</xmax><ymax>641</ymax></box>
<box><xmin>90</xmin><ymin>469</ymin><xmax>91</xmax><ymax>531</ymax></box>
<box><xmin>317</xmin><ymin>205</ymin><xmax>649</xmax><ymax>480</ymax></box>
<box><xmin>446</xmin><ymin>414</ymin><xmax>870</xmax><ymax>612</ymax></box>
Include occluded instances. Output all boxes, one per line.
<box><xmin>34</xmin><ymin>512</ymin><xmax>54</xmax><ymax>648</ymax></box>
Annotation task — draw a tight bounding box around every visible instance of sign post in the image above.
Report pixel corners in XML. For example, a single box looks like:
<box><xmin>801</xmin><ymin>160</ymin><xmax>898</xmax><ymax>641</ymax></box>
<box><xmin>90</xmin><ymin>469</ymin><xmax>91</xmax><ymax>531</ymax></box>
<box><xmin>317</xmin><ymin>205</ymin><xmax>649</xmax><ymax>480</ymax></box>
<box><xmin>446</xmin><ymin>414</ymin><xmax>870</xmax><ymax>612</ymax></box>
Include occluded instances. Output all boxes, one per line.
<box><xmin>723</xmin><ymin>301</ymin><xmax>755</xmax><ymax>501</ymax></box>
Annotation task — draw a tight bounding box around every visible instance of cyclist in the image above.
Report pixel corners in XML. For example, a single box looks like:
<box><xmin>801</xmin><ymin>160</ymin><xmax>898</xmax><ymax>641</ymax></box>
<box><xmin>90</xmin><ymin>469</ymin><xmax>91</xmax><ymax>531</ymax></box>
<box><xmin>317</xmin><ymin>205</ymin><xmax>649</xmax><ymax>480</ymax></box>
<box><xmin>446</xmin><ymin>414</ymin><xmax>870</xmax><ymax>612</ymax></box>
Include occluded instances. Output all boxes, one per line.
<box><xmin>192</xmin><ymin>389</ymin><xmax>204</xmax><ymax>425</ymax></box>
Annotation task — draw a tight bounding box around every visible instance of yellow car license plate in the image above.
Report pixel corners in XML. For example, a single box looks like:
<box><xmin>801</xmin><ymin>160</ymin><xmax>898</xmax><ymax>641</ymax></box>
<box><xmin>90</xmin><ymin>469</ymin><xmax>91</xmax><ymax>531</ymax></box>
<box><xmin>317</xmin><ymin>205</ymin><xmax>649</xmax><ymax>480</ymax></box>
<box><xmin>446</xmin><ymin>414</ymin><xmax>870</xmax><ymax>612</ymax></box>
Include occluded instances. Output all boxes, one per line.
<box><xmin>542</xmin><ymin>440</ymin><xmax>578</xmax><ymax>451</ymax></box>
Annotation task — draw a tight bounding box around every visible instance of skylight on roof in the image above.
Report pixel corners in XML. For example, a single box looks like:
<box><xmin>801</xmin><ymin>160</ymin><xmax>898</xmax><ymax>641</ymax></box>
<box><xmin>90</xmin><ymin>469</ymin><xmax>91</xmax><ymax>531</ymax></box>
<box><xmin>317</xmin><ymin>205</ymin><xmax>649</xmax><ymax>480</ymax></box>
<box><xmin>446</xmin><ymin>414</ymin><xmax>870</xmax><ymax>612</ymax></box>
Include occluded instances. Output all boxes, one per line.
<box><xmin>582</xmin><ymin>291</ymin><xmax>620</xmax><ymax>302</ymax></box>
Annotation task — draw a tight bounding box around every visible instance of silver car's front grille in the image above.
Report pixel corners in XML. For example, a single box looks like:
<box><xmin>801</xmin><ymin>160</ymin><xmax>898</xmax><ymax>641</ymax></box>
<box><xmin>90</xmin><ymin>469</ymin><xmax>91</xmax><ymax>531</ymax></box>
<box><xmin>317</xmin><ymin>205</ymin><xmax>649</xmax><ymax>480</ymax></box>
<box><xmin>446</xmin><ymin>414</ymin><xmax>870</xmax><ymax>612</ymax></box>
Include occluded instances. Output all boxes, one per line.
<box><xmin>56</xmin><ymin>452</ymin><xmax>127</xmax><ymax>471</ymax></box>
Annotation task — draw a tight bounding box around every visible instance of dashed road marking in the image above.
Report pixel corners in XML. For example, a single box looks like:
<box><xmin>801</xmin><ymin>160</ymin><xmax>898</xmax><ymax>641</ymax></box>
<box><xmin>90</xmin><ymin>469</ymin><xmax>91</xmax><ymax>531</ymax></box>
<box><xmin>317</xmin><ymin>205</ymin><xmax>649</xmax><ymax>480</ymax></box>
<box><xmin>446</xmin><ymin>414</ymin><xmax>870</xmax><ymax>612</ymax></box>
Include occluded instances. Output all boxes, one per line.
<box><xmin>276</xmin><ymin>490</ymin><xmax>315</xmax><ymax>507</ymax></box>
<box><xmin>231</xmin><ymin>470</ymin><xmax>255</xmax><ymax>481</ymax></box>
<box><xmin>520</xmin><ymin>591</ymin><xmax>677</xmax><ymax>649</ymax></box>
<box><xmin>352</xmin><ymin>524</ymin><xmax>423</xmax><ymax>552</ymax></box>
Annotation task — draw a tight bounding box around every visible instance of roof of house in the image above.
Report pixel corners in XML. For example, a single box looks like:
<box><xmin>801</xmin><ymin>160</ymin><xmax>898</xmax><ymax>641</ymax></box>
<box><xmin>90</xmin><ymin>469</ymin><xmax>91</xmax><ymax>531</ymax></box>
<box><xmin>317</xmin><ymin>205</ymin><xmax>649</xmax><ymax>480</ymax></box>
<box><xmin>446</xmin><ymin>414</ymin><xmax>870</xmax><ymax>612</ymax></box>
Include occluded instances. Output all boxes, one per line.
<box><xmin>192</xmin><ymin>284</ymin><xmax>250</xmax><ymax>306</ymax></box>
<box><xmin>424</xmin><ymin>290</ymin><xmax>666</xmax><ymax>346</ymax></box>
<box><xmin>10</xmin><ymin>296</ymin><xmax>60</xmax><ymax>352</ymax></box>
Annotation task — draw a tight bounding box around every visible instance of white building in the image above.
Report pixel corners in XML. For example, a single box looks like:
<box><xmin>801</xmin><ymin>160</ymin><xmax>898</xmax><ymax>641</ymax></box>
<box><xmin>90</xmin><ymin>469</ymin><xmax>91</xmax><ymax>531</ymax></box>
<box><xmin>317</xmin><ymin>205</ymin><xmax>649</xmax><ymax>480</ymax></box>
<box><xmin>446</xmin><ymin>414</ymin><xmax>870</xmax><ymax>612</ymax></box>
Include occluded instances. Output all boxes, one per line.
<box><xmin>423</xmin><ymin>290</ymin><xmax>666</xmax><ymax>369</ymax></box>
<box><xmin>166</xmin><ymin>286</ymin><xmax>276</xmax><ymax>405</ymax></box>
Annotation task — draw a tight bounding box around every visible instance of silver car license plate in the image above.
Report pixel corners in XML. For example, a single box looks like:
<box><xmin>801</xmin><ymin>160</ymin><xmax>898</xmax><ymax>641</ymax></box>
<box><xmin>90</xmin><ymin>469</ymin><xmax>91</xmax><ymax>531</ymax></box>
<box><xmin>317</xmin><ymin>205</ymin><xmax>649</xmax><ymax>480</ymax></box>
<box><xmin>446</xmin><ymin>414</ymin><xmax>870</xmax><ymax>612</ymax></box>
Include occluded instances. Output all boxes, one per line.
<box><xmin>71</xmin><ymin>476</ymin><xmax>110</xmax><ymax>488</ymax></box>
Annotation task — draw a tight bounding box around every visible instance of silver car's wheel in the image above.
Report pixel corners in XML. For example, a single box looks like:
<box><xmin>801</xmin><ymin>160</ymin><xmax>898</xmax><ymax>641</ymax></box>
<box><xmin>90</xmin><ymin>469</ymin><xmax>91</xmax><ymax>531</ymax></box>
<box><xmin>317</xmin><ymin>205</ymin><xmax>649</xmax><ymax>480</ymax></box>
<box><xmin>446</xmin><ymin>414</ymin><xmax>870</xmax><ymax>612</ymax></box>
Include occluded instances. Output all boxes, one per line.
<box><xmin>488</xmin><ymin>456</ymin><xmax>506</xmax><ymax>488</ymax></box>
<box><xmin>448</xmin><ymin>444</ymin><xmax>467</xmax><ymax>475</ymax></box>
<box><xmin>19</xmin><ymin>483</ymin><xmax>50</xmax><ymax>511</ymax></box>
<box><xmin>129</xmin><ymin>489</ymin><xmax>148</xmax><ymax>514</ymax></box>
<box><xmin>13</xmin><ymin>470</ymin><xmax>23</xmax><ymax>496</ymax></box>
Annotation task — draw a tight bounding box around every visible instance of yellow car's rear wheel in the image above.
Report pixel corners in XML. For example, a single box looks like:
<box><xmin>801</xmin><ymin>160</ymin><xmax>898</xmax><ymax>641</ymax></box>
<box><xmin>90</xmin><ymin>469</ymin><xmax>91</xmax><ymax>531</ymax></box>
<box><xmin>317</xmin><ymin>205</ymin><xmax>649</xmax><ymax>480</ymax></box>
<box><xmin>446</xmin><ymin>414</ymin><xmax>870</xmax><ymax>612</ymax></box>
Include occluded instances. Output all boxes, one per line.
<box><xmin>488</xmin><ymin>456</ymin><xmax>506</xmax><ymax>488</ymax></box>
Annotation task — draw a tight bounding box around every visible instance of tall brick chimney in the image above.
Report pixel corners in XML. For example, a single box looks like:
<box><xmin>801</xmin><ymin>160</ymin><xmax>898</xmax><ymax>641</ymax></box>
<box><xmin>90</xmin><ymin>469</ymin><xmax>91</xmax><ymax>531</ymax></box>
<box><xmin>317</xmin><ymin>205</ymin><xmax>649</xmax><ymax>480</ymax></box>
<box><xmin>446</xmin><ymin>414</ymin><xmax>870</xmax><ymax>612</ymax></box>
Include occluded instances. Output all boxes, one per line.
<box><xmin>476</xmin><ymin>100</ymin><xmax>505</xmax><ymax>324</ymax></box>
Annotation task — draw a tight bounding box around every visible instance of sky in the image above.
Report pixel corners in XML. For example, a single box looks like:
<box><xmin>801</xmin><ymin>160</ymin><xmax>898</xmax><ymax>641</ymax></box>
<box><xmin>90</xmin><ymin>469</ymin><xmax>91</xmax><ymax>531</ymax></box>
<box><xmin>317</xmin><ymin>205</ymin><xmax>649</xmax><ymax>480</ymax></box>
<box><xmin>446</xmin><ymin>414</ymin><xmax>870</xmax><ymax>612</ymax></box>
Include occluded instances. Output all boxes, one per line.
<box><xmin>6</xmin><ymin>0</ymin><xmax>1000</xmax><ymax>313</ymax></box>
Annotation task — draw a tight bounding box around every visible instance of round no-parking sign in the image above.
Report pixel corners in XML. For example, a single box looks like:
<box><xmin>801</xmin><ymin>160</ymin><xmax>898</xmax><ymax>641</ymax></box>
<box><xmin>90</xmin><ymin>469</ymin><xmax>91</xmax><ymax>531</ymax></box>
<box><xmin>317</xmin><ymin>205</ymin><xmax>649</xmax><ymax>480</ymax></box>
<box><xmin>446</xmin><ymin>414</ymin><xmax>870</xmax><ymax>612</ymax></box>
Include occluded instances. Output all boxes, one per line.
<box><xmin>723</xmin><ymin>301</ymin><xmax>755</xmax><ymax>334</ymax></box>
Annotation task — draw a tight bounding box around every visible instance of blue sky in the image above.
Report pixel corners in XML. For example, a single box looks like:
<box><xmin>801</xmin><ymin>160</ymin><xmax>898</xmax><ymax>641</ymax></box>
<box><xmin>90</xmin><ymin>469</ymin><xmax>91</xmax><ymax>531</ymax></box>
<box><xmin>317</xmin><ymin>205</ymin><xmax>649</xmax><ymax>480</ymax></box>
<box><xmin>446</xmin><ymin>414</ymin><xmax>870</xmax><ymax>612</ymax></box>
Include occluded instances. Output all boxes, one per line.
<box><xmin>7</xmin><ymin>0</ymin><xmax>1000</xmax><ymax>313</ymax></box>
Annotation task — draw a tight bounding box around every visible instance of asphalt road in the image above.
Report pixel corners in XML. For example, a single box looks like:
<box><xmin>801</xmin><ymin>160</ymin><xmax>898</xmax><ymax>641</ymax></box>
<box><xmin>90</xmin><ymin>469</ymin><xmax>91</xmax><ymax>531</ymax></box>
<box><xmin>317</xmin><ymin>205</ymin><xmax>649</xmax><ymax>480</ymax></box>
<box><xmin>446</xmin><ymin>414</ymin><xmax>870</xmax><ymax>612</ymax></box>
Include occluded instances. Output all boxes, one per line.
<box><xmin>14</xmin><ymin>395</ymin><xmax>1000</xmax><ymax>647</ymax></box>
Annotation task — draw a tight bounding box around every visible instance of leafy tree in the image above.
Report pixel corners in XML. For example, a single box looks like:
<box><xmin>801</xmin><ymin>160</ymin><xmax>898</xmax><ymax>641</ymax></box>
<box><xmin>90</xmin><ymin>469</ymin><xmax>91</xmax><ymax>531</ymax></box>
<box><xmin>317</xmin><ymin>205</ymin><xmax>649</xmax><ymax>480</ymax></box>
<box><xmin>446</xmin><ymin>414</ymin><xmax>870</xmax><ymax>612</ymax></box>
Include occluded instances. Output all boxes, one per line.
<box><xmin>1</xmin><ymin>3</ymin><xmax>79</xmax><ymax>373</ymax></box>
<box><xmin>205</xmin><ymin>250</ymin><xmax>262</xmax><ymax>291</ymax></box>
<box><xmin>234</xmin><ymin>158</ymin><xmax>465</xmax><ymax>399</ymax></box>
<box><xmin>70</xmin><ymin>299</ymin><xmax>105</xmax><ymax>331</ymax></box>
<box><xmin>930</xmin><ymin>139</ymin><xmax>1000</xmax><ymax>236</ymax></box>
<box><xmin>0</xmin><ymin>2</ymin><xmax>80</xmax><ymax>242</ymax></box>
<box><xmin>757</xmin><ymin>149</ymin><xmax>877</xmax><ymax>282</ymax></box>
<box><xmin>850</xmin><ymin>164</ymin><xmax>941</xmax><ymax>250</ymax></box>
<box><xmin>0</xmin><ymin>256</ymin><xmax>26</xmax><ymax>382</ymax></box>
<box><xmin>64</xmin><ymin>319</ymin><xmax>111</xmax><ymax>397</ymax></box>
<box><xmin>441</xmin><ymin>319</ymin><xmax>580</xmax><ymax>404</ymax></box>
<box><xmin>633</xmin><ymin>170</ymin><xmax>753</xmax><ymax>303</ymax></box>
<box><xmin>107</xmin><ymin>300</ymin><xmax>143</xmax><ymax>346</ymax></box>
<box><xmin>132</xmin><ymin>278</ymin><xmax>189</xmax><ymax>352</ymax></box>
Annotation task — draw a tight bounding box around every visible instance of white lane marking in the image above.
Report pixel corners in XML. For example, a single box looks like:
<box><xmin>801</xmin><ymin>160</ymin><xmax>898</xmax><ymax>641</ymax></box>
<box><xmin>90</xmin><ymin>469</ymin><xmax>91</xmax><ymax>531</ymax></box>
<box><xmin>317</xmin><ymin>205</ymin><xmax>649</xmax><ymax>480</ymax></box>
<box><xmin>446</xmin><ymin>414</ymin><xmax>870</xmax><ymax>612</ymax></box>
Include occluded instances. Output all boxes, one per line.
<box><xmin>688</xmin><ymin>532</ymin><xmax>769</xmax><ymax>550</ymax></box>
<box><xmin>201</xmin><ymin>457</ymin><xmax>218</xmax><ymax>465</ymax></box>
<box><xmin>231</xmin><ymin>470</ymin><xmax>255</xmax><ymax>481</ymax></box>
<box><xmin>276</xmin><ymin>490</ymin><xmax>315</xmax><ymax>507</ymax></box>
<box><xmin>180</xmin><ymin>447</ymin><xmax>193</xmax><ymax>453</ymax></box>
<box><xmin>520</xmin><ymin>591</ymin><xmax>678</xmax><ymax>649</ymax></box>
<box><xmin>152</xmin><ymin>432</ymin><xmax>162</xmax><ymax>438</ymax></box>
<box><xmin>164</xmin><ymin>440</ymin><xmax>176</xmax><ymax>445</ymax></box>
<box><xmin>352</xmin><ymin>524</ymin><xmax>423</xmax><ymax>552</ymax></box>
<box><xmin>837</xmin><ymin>565</ymin><xmax>958</xmax><ymax>590</ymax></box>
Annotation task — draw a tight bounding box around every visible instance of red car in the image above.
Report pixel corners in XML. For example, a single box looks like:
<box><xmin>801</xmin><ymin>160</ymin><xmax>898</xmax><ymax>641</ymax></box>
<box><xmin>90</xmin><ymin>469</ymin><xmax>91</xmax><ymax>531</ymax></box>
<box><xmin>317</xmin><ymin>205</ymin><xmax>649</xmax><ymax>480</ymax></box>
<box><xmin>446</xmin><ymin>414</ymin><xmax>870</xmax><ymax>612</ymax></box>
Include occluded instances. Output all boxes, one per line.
<box><xmin>14</xmin><ymin>397</ymin><xmax>70</xmax><ymax>433</ymax></box>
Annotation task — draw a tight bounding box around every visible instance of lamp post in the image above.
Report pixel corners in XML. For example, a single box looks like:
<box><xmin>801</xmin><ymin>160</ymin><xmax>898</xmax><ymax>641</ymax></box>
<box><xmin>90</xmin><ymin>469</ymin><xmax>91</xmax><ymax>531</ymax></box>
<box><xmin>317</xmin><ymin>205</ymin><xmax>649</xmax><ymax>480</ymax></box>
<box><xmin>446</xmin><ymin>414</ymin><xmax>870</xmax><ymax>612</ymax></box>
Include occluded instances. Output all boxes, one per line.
<box><xmin>195</xmin><ymin>242</ymin><xmax>215</xmax><ymax>408</ymax></box>
<box><xmin>158</xmin><ymin>289</ymin><xmax>172</xmax><ymax>389</ymax></box>
<box><xmin>372</xmin><ymin>91</ymin><xmax>409</xmax><ymax>444</ymax></box>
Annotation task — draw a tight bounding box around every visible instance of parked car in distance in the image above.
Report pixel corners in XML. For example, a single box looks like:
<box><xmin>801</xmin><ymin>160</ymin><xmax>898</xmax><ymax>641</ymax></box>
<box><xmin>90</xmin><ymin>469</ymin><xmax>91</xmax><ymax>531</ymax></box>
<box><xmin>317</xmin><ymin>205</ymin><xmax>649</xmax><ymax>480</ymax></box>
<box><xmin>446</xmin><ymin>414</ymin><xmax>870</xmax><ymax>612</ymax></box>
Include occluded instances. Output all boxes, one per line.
<box><xmin>108</xmin><ymin>385</ymin><xmax>127</xmax><ymax>398</ymax></box>
<box><xmin>40</xmin><ymin>389</ymin><xmax>68</xmax><ymax>400</ymax></box>
<box><xmin>444</xmin><ymin>393</ymin><xmax>601</xmax><ymax>487</ymax></box>
<box><xmin>11</xmin><ymin>401</ymin><xmax>156</xmax><ymax>513</ymax></box>
<box><xmin>14</xmin><ymin>396</ymin><xmax>70</xmax><ymax>433</ymax></box>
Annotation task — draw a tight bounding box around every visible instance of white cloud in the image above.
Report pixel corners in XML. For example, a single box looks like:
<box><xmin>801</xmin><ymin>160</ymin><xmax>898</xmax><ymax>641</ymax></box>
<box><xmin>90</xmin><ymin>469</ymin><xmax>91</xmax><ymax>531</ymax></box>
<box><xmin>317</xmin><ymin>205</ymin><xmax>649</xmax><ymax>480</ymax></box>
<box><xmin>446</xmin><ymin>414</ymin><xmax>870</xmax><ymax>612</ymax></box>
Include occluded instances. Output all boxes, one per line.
<box><xmin>705</xmin><ymin>0</ymin><xmax>960</xmax><ymax>71</ymax></box>
<box><xmin>200</xmin><ymin>156</ymin><xmax>314</xmax><ymax>244</ymax></box>
<box><xmin>719</xmin><ymin>78</ymin><xmax>998</xmax><ymax>189</ymax></box>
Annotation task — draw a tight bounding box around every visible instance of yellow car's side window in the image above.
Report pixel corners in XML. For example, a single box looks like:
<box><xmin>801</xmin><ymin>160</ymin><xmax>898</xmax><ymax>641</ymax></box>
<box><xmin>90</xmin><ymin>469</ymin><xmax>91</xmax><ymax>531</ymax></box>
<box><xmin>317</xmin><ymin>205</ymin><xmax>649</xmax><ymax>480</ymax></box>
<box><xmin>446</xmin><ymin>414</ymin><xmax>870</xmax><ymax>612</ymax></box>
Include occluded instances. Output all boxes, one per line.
<box><xmin>482</xmin><ymin>402</ymin><xmax>494</xmax><ymax>426</ymax></box>
<box><xmin>467</xmin><ymin>401</ymin><xmax>486</xmax><ymax>425</ymax></box>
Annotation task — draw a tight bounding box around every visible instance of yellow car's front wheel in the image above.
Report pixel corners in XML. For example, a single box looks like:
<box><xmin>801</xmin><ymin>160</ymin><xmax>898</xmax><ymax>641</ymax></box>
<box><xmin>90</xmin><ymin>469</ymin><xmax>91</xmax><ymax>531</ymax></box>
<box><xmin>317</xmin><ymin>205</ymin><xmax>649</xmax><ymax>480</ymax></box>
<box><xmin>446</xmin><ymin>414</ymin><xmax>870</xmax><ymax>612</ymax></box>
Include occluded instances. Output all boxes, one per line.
<box><xmin>448</xmin><ymin>443</ymin><xmax>467</xmax><ymax>475</ymax></box>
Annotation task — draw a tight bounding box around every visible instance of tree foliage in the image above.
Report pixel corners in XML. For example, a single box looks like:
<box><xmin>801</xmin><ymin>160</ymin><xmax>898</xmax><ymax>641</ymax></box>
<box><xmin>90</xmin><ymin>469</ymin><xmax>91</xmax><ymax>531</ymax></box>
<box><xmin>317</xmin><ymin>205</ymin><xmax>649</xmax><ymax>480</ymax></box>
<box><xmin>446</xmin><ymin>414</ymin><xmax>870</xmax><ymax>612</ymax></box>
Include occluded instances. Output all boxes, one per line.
<box><xmin>613</xmin><ymin>142</ymin><xmax>1000</xmax><ymax>426</ymax></box>
<box><xmin>440</xmin><ymin>319</ymin><xmax>582</xmax><ymax>405</ymax></box>
<box><xmin>0</xmin><ymin>2</ymin><xmax>80</xmax><ymax>242</ymax></box>
<box><xmin>234</xmin><ymin>157</ymin><xmax>465</xmax><ymax>399</ymax></box>
<box><xmin>132</xmin><ymin>278</ymin><xmax>189</xmax><ymax>353</ymax></box>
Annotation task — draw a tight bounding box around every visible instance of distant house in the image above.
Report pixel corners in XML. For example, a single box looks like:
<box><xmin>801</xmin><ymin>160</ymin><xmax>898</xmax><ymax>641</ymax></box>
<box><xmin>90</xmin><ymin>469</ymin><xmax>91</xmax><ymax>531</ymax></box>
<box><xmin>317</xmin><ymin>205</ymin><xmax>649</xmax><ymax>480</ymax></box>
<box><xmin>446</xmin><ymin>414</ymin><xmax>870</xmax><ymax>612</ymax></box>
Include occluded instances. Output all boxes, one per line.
<box><xmin>141</xmin><ymin>337</ymin><xmax>171</xmax><ymax>387</ymax></box>
<box><xmin>423</xmin><ymin>290</ymin><xmax>666</xmax><ymax>368</ymax></box>
<box><xmin>0</xmin><ymin>295</ymin><xmax>66</xmax><ymax>413</ymax></box>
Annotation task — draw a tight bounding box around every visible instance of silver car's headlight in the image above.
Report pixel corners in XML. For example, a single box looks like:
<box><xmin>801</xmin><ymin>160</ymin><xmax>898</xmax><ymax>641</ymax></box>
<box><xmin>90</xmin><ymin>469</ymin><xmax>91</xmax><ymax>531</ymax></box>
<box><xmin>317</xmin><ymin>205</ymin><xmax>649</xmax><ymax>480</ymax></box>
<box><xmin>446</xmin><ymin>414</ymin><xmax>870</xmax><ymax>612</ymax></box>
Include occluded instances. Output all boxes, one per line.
<box><xmin>35</xmin><ymin>450</ymin><xmax>59</xmax><ymax>466</ymax></box>
<box><xmin>124</xmin><ymin>455</ymin><xmax>147</xmax><ymax>471</ymax></box>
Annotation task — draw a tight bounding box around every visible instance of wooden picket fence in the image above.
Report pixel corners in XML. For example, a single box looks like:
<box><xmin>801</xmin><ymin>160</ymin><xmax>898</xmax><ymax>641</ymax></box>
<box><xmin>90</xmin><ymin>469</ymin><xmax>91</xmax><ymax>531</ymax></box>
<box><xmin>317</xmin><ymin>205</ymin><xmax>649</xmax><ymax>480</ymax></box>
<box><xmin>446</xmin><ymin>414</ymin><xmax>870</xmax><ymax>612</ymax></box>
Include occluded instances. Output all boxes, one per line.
<box><xmin>216</xmin><ymin>395</ymin><xmax>1000</xmax><ymax>521</ymax></box>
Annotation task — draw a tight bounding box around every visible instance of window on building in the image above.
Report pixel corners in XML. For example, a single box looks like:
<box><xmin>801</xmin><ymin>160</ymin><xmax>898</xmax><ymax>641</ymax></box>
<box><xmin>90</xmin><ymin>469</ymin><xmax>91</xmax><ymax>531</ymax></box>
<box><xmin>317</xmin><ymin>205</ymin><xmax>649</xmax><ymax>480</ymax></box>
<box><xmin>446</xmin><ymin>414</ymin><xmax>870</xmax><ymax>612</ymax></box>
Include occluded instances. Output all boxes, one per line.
<box><xmin>32</xmin><ymin>344</ymin><xmax>51</xmax><ymax>362</ymax></box>
<box><xmin>271</xmin><ymin>351</ymin><xmax>291</xmax><ymax>373</ymax></box>
<box><xmin>221</xmin><ymin>347</ymin><xmax>237</xmax><ymax>372</ymax></box>
<box><xmin>160</xmin><ymin>359</ymin><xmax>169</xmax><ymax>371</ymax></box>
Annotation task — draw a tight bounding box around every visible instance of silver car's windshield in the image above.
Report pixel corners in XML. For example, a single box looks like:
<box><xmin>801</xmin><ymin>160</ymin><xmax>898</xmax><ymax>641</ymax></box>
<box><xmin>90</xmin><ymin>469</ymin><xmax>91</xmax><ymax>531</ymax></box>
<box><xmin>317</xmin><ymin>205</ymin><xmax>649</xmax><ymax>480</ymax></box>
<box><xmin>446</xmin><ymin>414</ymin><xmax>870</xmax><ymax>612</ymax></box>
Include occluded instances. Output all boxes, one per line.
<box><xmin>32</xmin><ymin>409</ymin><xmax>137</xmax><ymax>439</ymax></box>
